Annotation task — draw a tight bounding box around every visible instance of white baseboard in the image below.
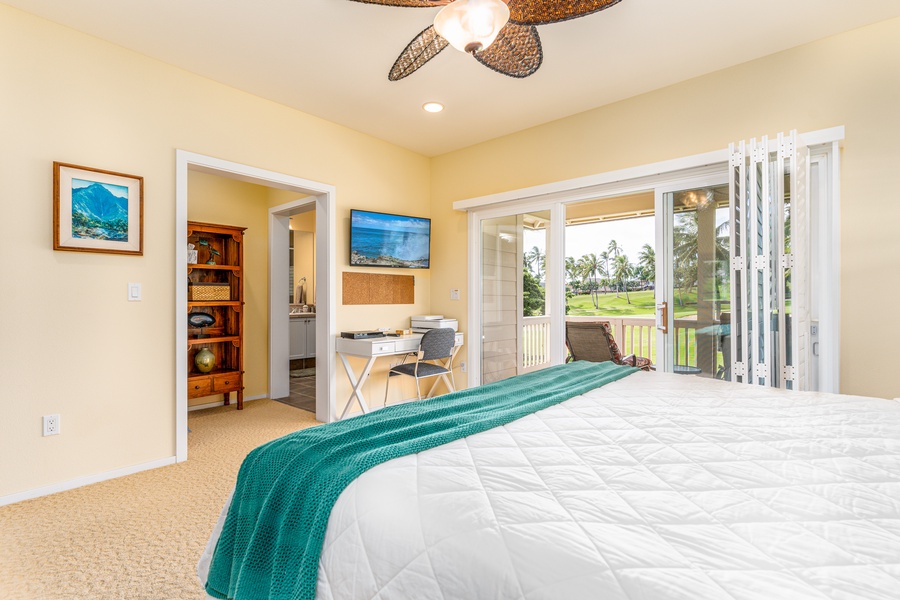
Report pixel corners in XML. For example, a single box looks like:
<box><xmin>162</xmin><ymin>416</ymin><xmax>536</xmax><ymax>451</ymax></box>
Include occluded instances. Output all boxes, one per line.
<box><xmin>0</xmin><ymin>456</ymin><xmax>177</xmax><ymax>507</ymax></box>
<box><xmin>2</xmin><ymin>394</ymin><xmax>271</xmax><ymax>506</ymax></box>
<box><xmin>188</xmin><ymin>394</ymin><xmax>267</xmax><ymax>412</ymax></box>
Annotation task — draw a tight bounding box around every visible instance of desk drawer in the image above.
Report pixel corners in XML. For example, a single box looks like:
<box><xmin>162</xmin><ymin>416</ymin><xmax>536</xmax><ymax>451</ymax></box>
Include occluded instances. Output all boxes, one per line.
<box><xmin>393</xmin><ymin>338</ymin><xmax>420</xmax><ymax>353</ymax></box>
<box><xmin>370</xmin><ymin>341</ymin><xmax>396</xmax><ymax>355</ymax></box>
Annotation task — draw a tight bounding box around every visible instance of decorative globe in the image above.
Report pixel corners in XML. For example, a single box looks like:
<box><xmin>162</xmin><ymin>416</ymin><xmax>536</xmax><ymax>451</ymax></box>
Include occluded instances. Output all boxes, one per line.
<box><xmin>194</xmin><ymin>347</ymin><xmax>215</xmax><ymax>373</ymax></box>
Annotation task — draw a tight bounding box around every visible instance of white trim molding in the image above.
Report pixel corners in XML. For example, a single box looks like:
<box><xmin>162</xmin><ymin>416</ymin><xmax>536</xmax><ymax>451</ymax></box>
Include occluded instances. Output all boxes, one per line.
<box><xmin>453</xmin><ymin>126</ymin><xmax>844</xmax><ymax>212</ymax></box>
<box><xmin>0</xmin><ymin>456</ymin><xmax>176</xmax><ymax>507</ymax></box>
<box><xmin>175</xmin><ymin>150</ymin><xmax>338</xmax><ymax>464</ymax></box>
<box><xmin>187</xmin><ymin>394</ymin><xmax>267</xmax><ymax>412</ymax></box>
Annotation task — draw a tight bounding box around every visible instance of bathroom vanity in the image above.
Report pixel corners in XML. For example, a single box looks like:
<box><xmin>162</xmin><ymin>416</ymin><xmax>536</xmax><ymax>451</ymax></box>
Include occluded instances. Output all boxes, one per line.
<box><xmin>289</xmin><ymin>311</ymin><xmax>316</xmax><ymax>360</ymax></box>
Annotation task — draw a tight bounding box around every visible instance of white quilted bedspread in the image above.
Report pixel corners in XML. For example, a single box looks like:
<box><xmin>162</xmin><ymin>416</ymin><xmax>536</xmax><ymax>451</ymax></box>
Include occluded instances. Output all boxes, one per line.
<box><xmin>202</xmin><ymin>371</ymin><xmax>900</xmax><ymax>599</ymax></box>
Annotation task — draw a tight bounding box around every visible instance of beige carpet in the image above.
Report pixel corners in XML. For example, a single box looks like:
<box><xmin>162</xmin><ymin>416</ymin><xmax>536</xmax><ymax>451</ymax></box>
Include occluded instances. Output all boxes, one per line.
<box><xmin>0</xmin><ymin>400</ymin><xmax>319</xmax><ymax>599</ymax></box>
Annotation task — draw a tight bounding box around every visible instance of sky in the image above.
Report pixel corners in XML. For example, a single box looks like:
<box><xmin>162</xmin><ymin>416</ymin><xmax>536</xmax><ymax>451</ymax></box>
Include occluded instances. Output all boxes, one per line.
<box><xmin>524</xmin><ymin>215</ymin><xmax>656</xmax><ymax>263</ymax></box>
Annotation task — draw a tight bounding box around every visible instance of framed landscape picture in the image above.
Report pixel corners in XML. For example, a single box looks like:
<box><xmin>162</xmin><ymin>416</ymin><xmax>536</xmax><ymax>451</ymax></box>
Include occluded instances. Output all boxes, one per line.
<box><xmin>53</xmin><ymin>162</ymin><xmax>143</xmax><ymax>255</ymax></box>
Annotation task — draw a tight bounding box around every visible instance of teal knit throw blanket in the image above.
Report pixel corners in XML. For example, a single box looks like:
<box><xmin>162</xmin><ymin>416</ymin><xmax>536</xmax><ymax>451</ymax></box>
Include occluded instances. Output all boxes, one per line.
<box><xmin>206</xmin><ymin>361</ymin><xmax>636</xmax><ymax>600</ymax></box>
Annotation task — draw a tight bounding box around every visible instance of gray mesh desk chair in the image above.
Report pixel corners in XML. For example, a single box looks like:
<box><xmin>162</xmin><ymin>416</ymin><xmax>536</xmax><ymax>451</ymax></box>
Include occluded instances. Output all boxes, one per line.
<box><xmin>385</xmin><ymin>328</ymin><xmax>456</xmax><ymax>403</ymax></box>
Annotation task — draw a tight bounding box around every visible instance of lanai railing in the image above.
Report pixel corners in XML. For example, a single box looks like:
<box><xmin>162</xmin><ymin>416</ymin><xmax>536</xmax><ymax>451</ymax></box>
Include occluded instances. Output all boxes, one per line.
<box><xmin>522</xmin><ymin>315</ymin><xmax>550</xmax><ymax>372</ymax></box>
<box><xmin>522</xmin><ymin>315</ymin><xmax>705</xmax><ymax>371</ymax></box>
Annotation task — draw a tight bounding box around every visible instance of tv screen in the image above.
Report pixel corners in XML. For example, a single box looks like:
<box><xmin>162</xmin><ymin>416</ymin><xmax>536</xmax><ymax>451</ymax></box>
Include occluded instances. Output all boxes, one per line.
<box><xmin>350</xmin><ymin>209</ymin><xmax>431</xmax><ymax>269</ymax></box>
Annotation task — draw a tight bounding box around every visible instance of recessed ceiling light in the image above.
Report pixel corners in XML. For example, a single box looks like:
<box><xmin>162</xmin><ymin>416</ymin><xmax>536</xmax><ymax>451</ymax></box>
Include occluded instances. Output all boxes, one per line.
<box><xmin>422</xmin><ymin>102</ymin><xmax>444</xmax><ymax>113</ymax></box>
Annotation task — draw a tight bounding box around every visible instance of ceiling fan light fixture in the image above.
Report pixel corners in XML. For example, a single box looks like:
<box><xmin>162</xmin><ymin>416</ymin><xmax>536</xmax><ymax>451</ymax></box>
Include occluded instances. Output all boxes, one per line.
<box><xmin>433</xmin><ymin>0</ymin><xmax>510</xmax><ymax>54</ymax></box>
<box><xmin>422</xmin><ymin>102</ymin><xmax>444</xmax><ymax>113</ymax></box>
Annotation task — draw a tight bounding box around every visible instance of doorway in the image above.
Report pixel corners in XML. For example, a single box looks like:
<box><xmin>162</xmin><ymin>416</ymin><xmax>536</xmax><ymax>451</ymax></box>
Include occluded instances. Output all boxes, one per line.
<box><xmin>175</xmin><ymin>151</ymin><xmax>337</xmax><ymax>463</ymax></box>
<box><xmin>275</xmin><ymin>211</ymin><xmax>318</xmax><ymax>414</ymax></box>
<box><xmin>462</xmin><ymin>127</ymin><xmax>841</xmax><ymax>393</ymax></box>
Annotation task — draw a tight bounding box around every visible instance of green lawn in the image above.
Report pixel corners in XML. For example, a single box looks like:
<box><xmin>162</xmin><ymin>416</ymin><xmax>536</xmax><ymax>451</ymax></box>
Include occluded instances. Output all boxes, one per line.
<box><xmin>567</xmin><ymin>290</ymin><xmax>699</xmax><ymax>318</ymax></box>
<box><xmin>561</xmin><ymin>289</ymin><xmax>720</xmax><ymax>367</ymax></box>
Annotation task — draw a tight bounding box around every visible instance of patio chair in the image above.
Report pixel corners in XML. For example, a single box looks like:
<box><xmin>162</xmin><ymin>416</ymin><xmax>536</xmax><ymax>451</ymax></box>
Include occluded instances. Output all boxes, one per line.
<box><xmin>565</xmin><ymin>321</ymin><xmax>652</xmax><ymax>371</ymax></box>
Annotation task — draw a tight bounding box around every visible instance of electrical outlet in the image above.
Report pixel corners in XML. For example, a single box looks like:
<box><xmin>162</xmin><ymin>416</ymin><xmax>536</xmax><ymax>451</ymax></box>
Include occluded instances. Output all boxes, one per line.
<box><xmin>43</xmin><ymin>414</ymin><xmax>60</xmax><ymax>436</ymax></box>
<box><xmin>460</xmin><ymin>361</ymin><xmax>467</xmax><ymax>372</ymax></box>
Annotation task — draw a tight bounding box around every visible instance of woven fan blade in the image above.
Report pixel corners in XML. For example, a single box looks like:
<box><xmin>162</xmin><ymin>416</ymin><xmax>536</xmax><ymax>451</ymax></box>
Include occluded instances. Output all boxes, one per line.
<box><xmin>474</xmin><ymin>23</ymin><xmax>542</xmax><ymax>78</ymax></box>
<box><xmin>346</xmin><ymin>0</ymin><xmax>448</xmax><ymax>7</ymax></box>
<box><xmin>389</xmin><ymin>26</ymin><xmax>450</xmax><ymax>81</ymax></box>
<box><xmin>508</xmin><ymin>0</ymin><xmax>622</xmax><ymax>25</ymax></box>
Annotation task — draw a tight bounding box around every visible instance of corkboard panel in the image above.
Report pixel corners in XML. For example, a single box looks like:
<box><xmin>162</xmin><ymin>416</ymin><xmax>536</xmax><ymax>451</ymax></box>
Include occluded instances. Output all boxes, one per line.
<box><xmin>342</xmin><ymin>272</ymin><xmax>415</xmax><ymax>305</ymax></box>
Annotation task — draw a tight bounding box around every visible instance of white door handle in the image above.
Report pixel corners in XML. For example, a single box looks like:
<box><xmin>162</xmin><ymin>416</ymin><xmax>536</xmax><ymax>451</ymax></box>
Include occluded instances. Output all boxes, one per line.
<box><xmin>656</xmin><ymin>302</ymin><xmax>668</xmax><ymax>334</ymax></box>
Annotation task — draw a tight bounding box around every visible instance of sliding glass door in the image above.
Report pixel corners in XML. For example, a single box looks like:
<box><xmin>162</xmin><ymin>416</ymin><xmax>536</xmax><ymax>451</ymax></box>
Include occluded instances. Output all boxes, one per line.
<box><xmin>464</xmin><ymin>129</ymin><xmax>837</xmax><ymax>391</ymax></box>
<box><xmin>655</xmin><ymin>180</ymin><xmax>731</xmax><ymax>379</ymax></box>
<box><xmin>479</xmin><ymin>210</ymin><xmax>553</xmax><ymax>384</ymax></box>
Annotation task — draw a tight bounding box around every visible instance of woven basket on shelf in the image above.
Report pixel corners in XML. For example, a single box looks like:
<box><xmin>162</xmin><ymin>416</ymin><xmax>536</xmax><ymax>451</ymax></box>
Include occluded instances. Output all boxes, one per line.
<box><xmin>189</xmin><ymin>283</ymin><xmax>230</xmax><ymax>301</ymax></box>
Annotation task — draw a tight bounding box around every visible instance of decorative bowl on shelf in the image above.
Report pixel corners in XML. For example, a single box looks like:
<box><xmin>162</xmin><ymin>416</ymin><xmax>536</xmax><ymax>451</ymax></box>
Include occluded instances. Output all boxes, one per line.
<box><xmin>188</xmin><ymin>312</ymin><xmax>216</xmax><ymax>328</ymax></box>
<box><xmin>188</xmin><ymin>312</ymin><xmax>216</xmax><ymax>338</ymax></box>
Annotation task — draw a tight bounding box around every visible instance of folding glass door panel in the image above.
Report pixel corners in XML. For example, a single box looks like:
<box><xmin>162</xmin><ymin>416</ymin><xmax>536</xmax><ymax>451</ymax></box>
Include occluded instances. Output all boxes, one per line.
<box><xmin>656</xmin><ymin>180</ymin><xmax>731</xmax><ymax>379</ymax></box>
<box><xmin>728</xmin><ymin>132</ymin><xmax>809</xmax><ymax>390</ymax></box>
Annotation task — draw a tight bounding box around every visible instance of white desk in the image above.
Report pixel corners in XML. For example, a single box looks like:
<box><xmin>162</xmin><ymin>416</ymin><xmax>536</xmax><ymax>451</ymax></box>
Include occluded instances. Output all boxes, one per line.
<box><xmin>336</xmin><ymin>332</ymin><xmax>464</xmax><ymax>419</ymax></box>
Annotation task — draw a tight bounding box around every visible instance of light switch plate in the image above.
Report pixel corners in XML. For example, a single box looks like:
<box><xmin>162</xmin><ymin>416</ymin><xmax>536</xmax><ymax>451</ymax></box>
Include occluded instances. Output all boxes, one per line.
<box><xmin>450</xmin><ymin>288</ymin><xmax>460</xmax><ymax>301</ymax></box>
<box><xmin>128</xmin><ymin>283</ymin><xmax>142</xmax><ymax>301</ymax></box>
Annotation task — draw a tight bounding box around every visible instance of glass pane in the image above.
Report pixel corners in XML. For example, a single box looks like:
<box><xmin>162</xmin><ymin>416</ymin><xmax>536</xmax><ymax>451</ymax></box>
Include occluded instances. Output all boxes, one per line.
<box><xmin>480</xmin><ymin>210</ymin><xmax>550</xmax><ymax>384</ymax></box>
<box><xmin>670</xmin><ymin>185</ymin><xmax>730</xmax><ymax>380</ymax></box>
<box><xmin>782</xmin><ymin>162</ymin><xmax>793</xmax><ymax>390</ymax></box>
<box><xmin>731</xmin><ymin>164</ymin><xmax>743</xmax><ymax>381</ymax></box>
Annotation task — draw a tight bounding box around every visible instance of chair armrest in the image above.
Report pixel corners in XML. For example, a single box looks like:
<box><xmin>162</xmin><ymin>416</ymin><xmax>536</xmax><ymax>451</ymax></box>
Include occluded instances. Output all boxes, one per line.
<box><xmin>622</xmin><ymin>354</ymin><xmax>637</xmax><ymax>367</ymax></box>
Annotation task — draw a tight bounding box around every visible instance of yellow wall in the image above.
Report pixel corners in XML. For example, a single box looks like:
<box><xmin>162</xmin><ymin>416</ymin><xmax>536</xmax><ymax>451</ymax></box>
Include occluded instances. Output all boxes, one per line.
<box><xmin>431</xmin><ymin>17</ymin><xmax>900</xmax><ymax>400</ymax></box>
<box><xmin>187</xmin><ymin>172</ymin><xmax>270</xmax><ymax>408</ymax></box>
<box><xmin>0</xmin><ymin>5</ymin><xmax>430</xmax><ymax>498</ymax></box>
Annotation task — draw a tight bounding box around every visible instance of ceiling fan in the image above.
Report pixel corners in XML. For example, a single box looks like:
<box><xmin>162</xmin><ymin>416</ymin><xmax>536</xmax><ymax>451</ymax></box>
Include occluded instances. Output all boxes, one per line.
<box><xmin>348</xmin><ymin>0</ymin><xmax>623</xmax><ymax>81</ymax></box>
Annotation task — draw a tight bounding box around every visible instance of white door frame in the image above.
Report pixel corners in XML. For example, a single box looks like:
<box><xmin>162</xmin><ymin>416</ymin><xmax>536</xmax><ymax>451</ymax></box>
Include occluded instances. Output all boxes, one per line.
<box><xmin>268</xmin><ymin>197</ymin><xmax>336</xmax><ymax>423</ymax></box>
<box><xmin>175</xmin><ymin>150</ymin><xmax>337</xmax><ymax>462</ymax></box>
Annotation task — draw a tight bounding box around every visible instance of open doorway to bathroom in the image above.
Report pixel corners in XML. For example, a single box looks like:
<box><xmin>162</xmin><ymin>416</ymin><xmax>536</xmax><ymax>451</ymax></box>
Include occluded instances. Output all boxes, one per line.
<box><xmin>278</xmin><ymin>211</ymin><xmax>317</xmax><ymax>414</ymax></box>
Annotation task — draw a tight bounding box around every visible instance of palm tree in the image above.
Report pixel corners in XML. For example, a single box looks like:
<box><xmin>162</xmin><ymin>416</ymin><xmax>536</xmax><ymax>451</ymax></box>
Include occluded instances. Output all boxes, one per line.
<box><xmin>672</xmin><ymin>210</ymin><xmax>730</xmax><ymax>306</ymax></box>
<box><xmin>672</xmin><ymin>214</ymin><xmax>698</xmax><ymax>306</ymax></box>
<box><xmin>564</xmin><ymin>256</ymin><xmax>579</xmax><ymax>291</ymax></box>
<box><xmin>577</xmin><ymin>253</ymin><xmax>602</xmax><ymax>308</ymax></box>
<box><xmin>607</xmin><ymin>240</ymin><xmax>622</xmax><ymax>297</ymax></box>
<box><xmin>613</xmin><ymin>254</ymin><xmax>633</xmax><ymax>304</ymax></box>
<box><xmin>638</xmin><ymin>243</ymin><xmax>655</xmax><ymax>289</ymax></box>
<box><xmin>524</xmin><ymin>246</ymin><xmax>543</xmax><ymax>279</ymax></box>
<box><xmin>598</xmin><ymin>251</ymin><xmax>610</xmax><ymax>294</ymax></box>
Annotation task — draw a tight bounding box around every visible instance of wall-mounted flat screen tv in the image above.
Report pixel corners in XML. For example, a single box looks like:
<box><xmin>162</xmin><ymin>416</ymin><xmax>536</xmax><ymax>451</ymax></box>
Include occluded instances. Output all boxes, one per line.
<box><xmin>350</xmin><ymin>209</ymin><xmax>431</xmax><ymax>269</ymax></box>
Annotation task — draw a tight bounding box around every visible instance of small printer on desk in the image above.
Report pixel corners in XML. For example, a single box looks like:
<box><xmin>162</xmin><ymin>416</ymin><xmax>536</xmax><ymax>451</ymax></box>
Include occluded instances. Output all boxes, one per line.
<box><xmin>410</xmin><ymin>315</ymin><xmax>458</xmax><ymax>333</ymax></box>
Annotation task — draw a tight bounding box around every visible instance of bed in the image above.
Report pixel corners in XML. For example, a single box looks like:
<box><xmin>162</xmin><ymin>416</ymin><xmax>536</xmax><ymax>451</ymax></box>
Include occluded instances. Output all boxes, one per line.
<box><xmin>199</xmin><ymin>362</ymin><xmax>900</xmax><ymax>600</ymax></box>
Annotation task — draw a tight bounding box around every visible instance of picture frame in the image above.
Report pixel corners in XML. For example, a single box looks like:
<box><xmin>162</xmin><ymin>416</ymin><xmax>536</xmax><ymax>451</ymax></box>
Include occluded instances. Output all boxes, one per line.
<box><xmin>53</xmin><ymin>162</ymin><xmax>143</xmax><ymax>255</ymax></box>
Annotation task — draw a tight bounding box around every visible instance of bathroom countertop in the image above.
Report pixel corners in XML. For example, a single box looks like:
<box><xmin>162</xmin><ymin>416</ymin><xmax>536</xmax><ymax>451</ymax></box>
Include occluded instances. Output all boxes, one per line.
<box><xmin>290</xmin><ymin>312</ymin><xmax>316</xmax><ymax>318</ymax></box>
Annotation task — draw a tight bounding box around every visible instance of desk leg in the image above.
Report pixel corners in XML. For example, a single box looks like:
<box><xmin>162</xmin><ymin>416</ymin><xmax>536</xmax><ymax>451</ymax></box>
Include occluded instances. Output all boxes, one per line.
<box><xmin>338</xmin><ymin>353</ymin><xmax>376</xmax><ymax>420</ymax></box>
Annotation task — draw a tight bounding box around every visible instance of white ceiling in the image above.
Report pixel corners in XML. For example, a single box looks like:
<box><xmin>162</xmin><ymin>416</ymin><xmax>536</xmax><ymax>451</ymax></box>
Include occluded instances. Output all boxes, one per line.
<box><xmin>7</xmin><ymin>0</ymin><xmax>900</xmax><ymax>156</ymax></box>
